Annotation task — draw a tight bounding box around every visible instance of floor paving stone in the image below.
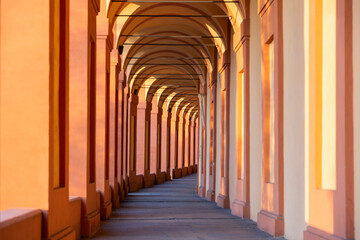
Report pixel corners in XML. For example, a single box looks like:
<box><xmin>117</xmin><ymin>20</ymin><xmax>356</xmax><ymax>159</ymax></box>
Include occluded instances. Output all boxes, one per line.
<box><xmin>93</xmin><ymin>174</ymin><xmax>285</xmax><ymax>240</ymax></box>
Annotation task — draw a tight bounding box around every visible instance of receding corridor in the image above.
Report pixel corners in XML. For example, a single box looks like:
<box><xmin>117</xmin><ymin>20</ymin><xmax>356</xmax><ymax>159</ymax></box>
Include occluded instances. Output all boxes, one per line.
<box><xmin>94</xmin><ymin>174</ymin><xmax>278</xmax><ymax>240</ymax></box>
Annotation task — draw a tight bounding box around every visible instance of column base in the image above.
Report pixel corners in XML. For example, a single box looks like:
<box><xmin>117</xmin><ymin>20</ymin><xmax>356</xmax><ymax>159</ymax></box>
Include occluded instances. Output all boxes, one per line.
<box><xmin>188</xmin><ymin>166</ymin><xmax>193</xmax><ymax>174</ymax></box>
<box><xmin>206</xmin><ymin>189</ymin><xmax>215</xmax><ymax>202</ymax></box>
<box><xmin>166</xmin><ymin>169</ymin><xmax>171</xmax><ymax>181</ymax></box>
<box><xmin>193</xmin><ymin>164</ymin><xmax>198</xmax><ymax>173</ymax></box>
<box><xmin>217</xmin><ymin>194</ymin><xmax>230</xmax><ymax>209</ymax></box>
<box><xmin>257</xmin><ymin>210</ymin><xmax>284</xmax><ymax>237</ymax></box>
<box><xmin>49</xmin><ymin>226</ymin><xmax>76</xmax><ymax>240</ymax></box>
<box><xmin>124</xmin><ymin>176</ymin><xmax>129</xmax><ymax>197</ymax></box>
<box><xmin>198</xmin><ymin>185</ymin><xmax>206</xmax><ymax>198</ymax></box>
<box><xmin>144</xmin><ymin>173</ymin><xmax>156</xmax><ymax>188</ymax></box>
<box><xmin>304</xmin><ymin>226</ymin><xmax>345</xmax><ymax>240</ymax></box>
<box><xmin>111</xmin><ymin>193</ymin><xmax>120</xmax><ymax>209</ymax></box>
<box><xmin>129</xmin><ymin>174</ymin><xmax>143</xmax><ymax>192</ymax></box>
<box><xmin>172</xmin><ymin>168</ymin><xmax>182</xmax><ymax>179</ymax></box>
<box><xmin>100</xmin><ymin>200</ymin><xmax>112</xmax><ymax>220</ymax></box>
<box><xmin>120</xmin><ymin>189</ymin><xmax>126</xmax><ymax>201</ymax></box>
<box><xmin>156</xmin><ymin>172</ymin><xmax>166</xmax><ymax>184</ymax></box>
<box><xmin>231</xmin><ymin>200</ymin><xmax>250</xmax><ymax>218</ymax></box>
<box><xmin>80</xmin><ymin>210</ymin><xmax>100</xmax><ymax>238</ymax></box>
<box><xmin>182</xmin><ymin>167</ymin><xmax>188</xmax><ymax>176</ymax></box>
<box><xmin>166</xmin><ymin>170</ymin><xmax>171</xmax><ymax>181</ymax></box>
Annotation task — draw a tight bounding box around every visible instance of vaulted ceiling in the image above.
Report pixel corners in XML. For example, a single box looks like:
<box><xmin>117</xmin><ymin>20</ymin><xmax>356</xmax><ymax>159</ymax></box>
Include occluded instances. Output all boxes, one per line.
<box><xmin>107</xmin><ymin>0</ymin><xmax>247</xmax><ymax>117</ymax></box>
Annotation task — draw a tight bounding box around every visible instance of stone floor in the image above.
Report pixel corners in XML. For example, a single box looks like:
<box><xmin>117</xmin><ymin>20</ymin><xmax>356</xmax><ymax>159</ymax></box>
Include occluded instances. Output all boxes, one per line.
<box><xmin>93</xmin><ymin>174</ymin><xmax>282</xmax><ymax>240</ymax></box>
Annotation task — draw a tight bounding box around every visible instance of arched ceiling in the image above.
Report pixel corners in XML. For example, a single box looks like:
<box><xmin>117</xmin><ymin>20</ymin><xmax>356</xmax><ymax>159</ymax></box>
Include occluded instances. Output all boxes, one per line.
<box><xmin>107</xmin><ymin>0</ymin><xmax>247</xmax><ymax>115</ymax></box>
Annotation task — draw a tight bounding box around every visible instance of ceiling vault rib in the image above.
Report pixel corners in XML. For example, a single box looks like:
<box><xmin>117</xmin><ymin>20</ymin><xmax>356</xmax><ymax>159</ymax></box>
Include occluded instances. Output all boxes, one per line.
<box><xmin>112</xmin><ymin>0</ymin><xmax>238</xmax><ymax>3</ymax></box>
<box><xmin>129</xmin><ymin>73</ymin><xmax>202</xmax><ymax>76</ymax></box>
<box><xmin>128</xmin><ymin>63</ymin><xmax>206</xmax><ymax>66</ymax></box>
<box><xmin>123</xmin><ymin>43</ymin><xmax>216</xmax><ymax>46</ymax></box>
<box><xmin>132</xmin><ymin>78</ymin><xmax>200</xmax><ymax>80</ymax></box>
<box><xmin>120</xmin><ymin>35</ymin><xmax>223</xmax><ymax>38</ymax></box>
<box><xmin>128</xmin><ymin>57</ymin><xmax>210</xmax><ymax>60</ymax></box>
<box><xmin>116</xmin><ymin>14</ymin><xmax>230</xmax><ymax>18</ymax></box>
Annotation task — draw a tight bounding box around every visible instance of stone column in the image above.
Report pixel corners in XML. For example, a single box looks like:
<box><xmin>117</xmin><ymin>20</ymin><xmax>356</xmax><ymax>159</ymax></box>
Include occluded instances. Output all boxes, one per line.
<box><xmin>117</xmin><ymin>70</ymin><xmax>126</xmax><ymax>200</ymax></box>
<box><xmin>161</xmin><ymin>110</ymin><xmax>172</xmax><ymax>181</ymax></box>
<box><xmin>109</xmin><ymin>49</ymin><xmax>120</xmax><ymax>208</ymax></box>
<box><xmin>170</xmin><ymin>113</ymin><xmax>179</xmax><ymax>178</ymax></box>
<box><xmin>142</xmin><ymin>101</ymin><xmax>155</xmax><ymax>188</ymax></box>
<box><xmin>128</xmin><ymin>94</ymin><xmax>143</xmax><ymax>192</ymax></box>
<box><xmin>207</xmin><ymin>66</ymin><xmax>218</xmax><ymax>202</ymax></box>
<box><xmin>68</xmin><ymin>0</ymin><xmax>100</xmax><ymax>236</ymax></box>
<box><xmin>96</xmin><ymin>11</ymin><xmax>112</xmax><ymax>219</ymax></box>
<box><xmin>217</xmin><ymin>49</ymin><xmax>231</xmax><ymax>209</ymax></box>
<box><xmin>183</xmin><ymin>116</ymin><xmax>190</xmax><ymax>176</ymax></box>
<box><xmin>231</xmin><ymin>18</ymin><xmax>251</xmax><ymax>219</ymax></box>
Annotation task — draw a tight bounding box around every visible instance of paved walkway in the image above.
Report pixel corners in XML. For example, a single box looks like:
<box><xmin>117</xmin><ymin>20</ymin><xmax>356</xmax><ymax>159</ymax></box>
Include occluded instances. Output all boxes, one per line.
<box><xmin>94</xmin><ymin>174</ymin><xmax>279</xmax><ymax>240</ymax></box>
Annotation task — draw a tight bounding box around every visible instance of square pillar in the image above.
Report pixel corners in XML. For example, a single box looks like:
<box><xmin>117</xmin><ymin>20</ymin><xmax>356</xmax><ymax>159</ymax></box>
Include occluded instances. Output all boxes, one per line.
<box><xmin>207</xmin><ymin>67</ymin><xmax>218</xmax><ymax>202</ymax></box>
<box><xmin>257</xmin><ymin>0</ymin><xmax>284</xmax><ymax>236</ymax></box>
<box><xmin>96</xmin><ymin>13</ymin><xmax>112</xmax><ymax>220</ymax></box>
<box><xmin>118</xmin><ymin>70</ymin><xmax>127</xmax><ymax>200</ymax></box>
<box><xmin>128</xmin><ymin>94</ymin><xmax>144</xmax><ymax>192</ymax></box>
<box><xmin>109</xmin><ymin>49</ymin><xmax>120</xmax><ymax>209</ymax></box>
<box><xmin>161</xmin><ymin>110</ymin><xmax>172</xmax><ymax>181</ymax></box>
<box><xmin>68</xmin><ymin>0</ymin><xmax>100</xmax><ymax>237</ymax></box>
<box><xmin>217</xmin><ymin>49</ymin><xmax>231</xmax><ymax>209</ymax></box>
<box><xmin>231</xmin><ymin>19</ymin><xmax>251</xmax><ymax>219</ymax></box>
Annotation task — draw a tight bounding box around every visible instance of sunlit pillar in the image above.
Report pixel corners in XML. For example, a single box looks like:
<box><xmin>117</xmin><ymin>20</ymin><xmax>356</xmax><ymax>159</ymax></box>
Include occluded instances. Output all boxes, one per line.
<box><xmin>198</xmin><ymin>86</ymin><xmax>207</xmax><ymax>198</ymax></box>
<box><xmin>161</xmin><ymin>109</ymin><xmax>172</xmax><ymax>181</ymax></box>
<box><xmin>207</xmin><ymin>66</ymin><xmax>218</xmax><ymax>202</ymax></box>
<box><xmin>186</xmin><ymin>115</ymin><xmax>192</xmax><ymax>175</ymax></box>
<box><xmin>257</xmin><ymin>0</ymin><xmax>284</xmax><ymax>236</ymax></box>
<box><xmin>123</xmin><ymin>85</ymin><xmax>130</xmax><ymax>195</ymax></box>
<box><xmin>189</xmin><ymin>113</ymin><xmax>195</xmax><ymax>173</ymax></box>
<box><xmin>231</xmin><ymin>18</ymin><xmax>251</xmax><ymax>219</ymax></box>
<box><xmin>178</xmin><ymin>114</ymin><xmax>185</xmax><ymax>177</ymax></box>
<box><xmin>128</xmin><ymin>94</ymin><xmax>143</xmax><ymax>192</ymax></box>
<box><xmin>217</xmin><ymin>48</ymin><xmax>231</xmax><ymax>209</ymax></box>
<box><xmin>142</xmin><ymin>101</ymin><xmax>155</xmax><ymax>188</ymax></box>
<box><xmin>150</xmin><ymin>102</ymin><xmax>166</xmax><ymax>184</ymax></box>
<box><xmin>68</xmin><ymin>0</ymin><xmax>100</xmax><ymax>236</ymax></box>
<box><xmin>109</xmin><ymin>49</ymin><xmax>120</xmax><ymax>208</ymax></box>
<box><xmin>170</xmin><ymin>112</ymin><xmax>179</xmax><ymax>178</ymax></box>
<box><xmin>118</xmin><ymin>69</ymin><xmax>126</xmax><ymax>200</ymax></box>
<box><xmin>96</xmin><ymin>7</ymin><xmax>112</xmax><ymax>219</ymax></box>
<box><xmin>194</xmin><ymin>116</ymin><xmax>199</xmax><ymax>172</ymax></box>
<box><xmin>150</xmin><ymin>103</ymin><xmax>160</xmax><ymax>179</ymax></box>
<box><xmin>183</xmin><ymin>116</ymin><xmax>190</xmax><ymax>176</ymax></box>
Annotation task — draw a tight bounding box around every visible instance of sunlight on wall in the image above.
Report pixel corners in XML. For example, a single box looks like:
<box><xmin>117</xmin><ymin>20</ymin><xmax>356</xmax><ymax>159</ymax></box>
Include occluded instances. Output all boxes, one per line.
<box><xmin>129</xmin><ymin>67</ymin><xmax>145</xmax><ymax>92</ymax></box>
<box><xmin>115</xmin><ymin>4</ymin><xmax>141</xmax><ymax>46</ymax></box>
<box><xmin>237</xmin><ymin>72</ymin><xmax>244</xmax><ymax>179</ymax></box>
<box><xmin>144</xmin><ymin>77</ymin><xmax>156</xmax><ymax>97</ymax></box>
<box><xmin>304</xmin><ymin>0</ymin><xmax>310</xmax><ymax>224</ymax></box>
<box><xmin>156</xmin><ymin>86</ymin><xmax>167</xmax><ymax>104</ymax></box>
<box><xmin>166</xmin><ymin>92</ymin><xmax>177</xmax><ymax>110</ymax></box>
<box><xmin>205</xmin><ymin>24</ymin><xmax>226</xmax><ymax>54</ymax></box>
<box><xmin>321</xmin><ymin>0</ymin><xmax>336</xmax><ymax>190</ymax></box>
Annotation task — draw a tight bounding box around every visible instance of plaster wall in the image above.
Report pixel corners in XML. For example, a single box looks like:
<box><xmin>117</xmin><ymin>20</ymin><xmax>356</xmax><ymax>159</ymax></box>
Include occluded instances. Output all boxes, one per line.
<box><xmin>249</xmin><ymin>0</ymin><xmax>262</xmax><ymax>222</ymax></box>
<box><xmin>353</xmin><ymin>0</ymin><xmax>360</xmax><ymax>238</ymax></box>
<box><xmin>229</xmin><ymin>42</ymin><xmax>237</xmax><ymax>205</ymax></box>
<box><xmin>206</xmin><ymin>86</ymin><xmax>211</xmax><ymax>192</ymax></box>
<box><xmin>215</xmin><ymin>71</ymin><xmax>222</xmax><ymax>201</ymax></box>
<box><xmin>283</xmin><ymin>0</ymin><xmax>306</xmax><ymax>238</ymax></box>
<box><xmin>0</xmin><ymin>0</ymin><xmax>50</xmax><ymax>210</ymax></box>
